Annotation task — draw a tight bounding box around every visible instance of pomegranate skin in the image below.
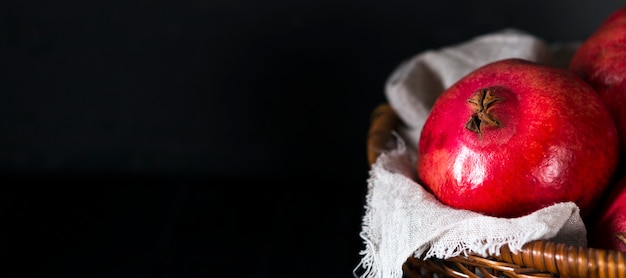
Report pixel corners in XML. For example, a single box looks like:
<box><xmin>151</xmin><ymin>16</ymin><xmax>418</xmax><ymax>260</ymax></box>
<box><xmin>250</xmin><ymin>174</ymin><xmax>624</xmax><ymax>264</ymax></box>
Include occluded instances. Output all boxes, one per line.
<box><xmin>589</xmin><ymin>175</ymin><xmax>626</xmax><ymax>252</ymax></box>
<box><xmin>569</xmin><ymin>6</ymin><xmax>626</xmax><ymax>156</ymax></box>
<box><xmin>417</xmin><ymin>58</ymin><xmax>619</xmax><ymax>218</ymax></box>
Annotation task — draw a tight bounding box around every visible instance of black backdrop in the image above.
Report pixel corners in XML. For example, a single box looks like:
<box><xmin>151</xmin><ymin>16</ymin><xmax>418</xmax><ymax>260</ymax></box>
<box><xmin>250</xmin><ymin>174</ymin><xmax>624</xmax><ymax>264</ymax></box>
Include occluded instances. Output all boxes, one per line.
<box><xmin>1</xmin><ymin>1</ymin><xmax>623</xmax><ymax>277</ymax></box>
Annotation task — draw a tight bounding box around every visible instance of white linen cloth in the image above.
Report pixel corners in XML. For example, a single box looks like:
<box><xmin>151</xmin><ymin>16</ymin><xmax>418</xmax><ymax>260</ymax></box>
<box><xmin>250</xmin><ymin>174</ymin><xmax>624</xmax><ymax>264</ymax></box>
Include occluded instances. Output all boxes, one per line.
<box><xmin>355</xmin><ymin>29</ymin><xmax>585</xmax><ymax>278</ymax></box>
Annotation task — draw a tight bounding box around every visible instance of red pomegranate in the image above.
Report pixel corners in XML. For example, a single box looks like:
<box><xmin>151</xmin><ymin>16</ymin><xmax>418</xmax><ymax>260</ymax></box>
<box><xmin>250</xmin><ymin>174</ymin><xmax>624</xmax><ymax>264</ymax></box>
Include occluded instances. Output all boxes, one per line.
<box><xmin>569</xmin><ymin>6</ymin><xmax>626</xmax><ymax>156</ymax></box>
<box><xmin>417</xmin><ymin>58</ymin><xmax>619</xmax><ymax>218</ymax></box>
<box><xmin>588</xmin><ymin>175</ymin><xmax>626</xmax><ymax>252</ymax></box>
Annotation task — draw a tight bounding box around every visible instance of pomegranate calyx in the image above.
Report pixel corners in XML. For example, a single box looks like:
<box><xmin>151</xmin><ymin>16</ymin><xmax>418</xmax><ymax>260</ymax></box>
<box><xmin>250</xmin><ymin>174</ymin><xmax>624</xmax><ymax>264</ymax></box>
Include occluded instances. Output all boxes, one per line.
<box><xmin>465</xmin><ymin>87</ymin><xmax>503</xmax><ymax>134</ymax></box>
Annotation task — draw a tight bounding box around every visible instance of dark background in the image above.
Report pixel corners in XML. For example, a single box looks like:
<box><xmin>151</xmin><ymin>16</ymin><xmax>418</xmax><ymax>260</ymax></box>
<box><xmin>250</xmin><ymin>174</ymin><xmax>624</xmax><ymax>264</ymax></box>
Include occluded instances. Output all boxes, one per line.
<box><xmin>1</xmin><ymin>1</ymin><xmax>623</xmax><ymax>277</ymax></box>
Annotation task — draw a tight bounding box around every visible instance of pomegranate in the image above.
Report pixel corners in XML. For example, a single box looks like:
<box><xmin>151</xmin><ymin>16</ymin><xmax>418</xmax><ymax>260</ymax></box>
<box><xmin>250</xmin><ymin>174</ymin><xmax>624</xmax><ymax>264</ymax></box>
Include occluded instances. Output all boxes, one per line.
<box><xmin>588</xmin><ymin>175</ymin><xmax>626</xmax><ymax>252</ymax></box>
<box><xmin>569</xmin><ymin>6</ymin><xmax>626</xmax><ymax>156</ymax></box>
<box><xmin>417</xmin><ymin>58</ymin><xmax>619</xmax><ymax>218</ymax></box>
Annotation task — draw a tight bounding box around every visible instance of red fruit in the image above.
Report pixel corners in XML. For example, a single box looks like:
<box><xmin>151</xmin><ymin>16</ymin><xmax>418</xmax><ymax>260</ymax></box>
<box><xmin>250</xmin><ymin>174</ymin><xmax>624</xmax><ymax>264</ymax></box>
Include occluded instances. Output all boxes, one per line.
<box><xmin>589</xmin><ymin>175</ymin><xmax>626</xmax><ymax>252</ymax></box>
<box><xmin>569</xmin><ymin>6</ymin><xmax>626</xmax><ymax>155</ymax></box>
<box><xmin>417</xmin><ymin>58</ymin><xmax>619</xmax><ymax>218</ymax></box>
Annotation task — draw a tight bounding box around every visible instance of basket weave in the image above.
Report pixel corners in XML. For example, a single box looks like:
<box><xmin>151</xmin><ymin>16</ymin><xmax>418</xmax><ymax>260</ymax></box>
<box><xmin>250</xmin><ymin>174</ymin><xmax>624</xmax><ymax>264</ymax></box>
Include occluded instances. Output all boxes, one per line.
<box><xmin>366</xmin><ymin>103</ymin><xmax>626</xmax><ymax>278</ymax></box>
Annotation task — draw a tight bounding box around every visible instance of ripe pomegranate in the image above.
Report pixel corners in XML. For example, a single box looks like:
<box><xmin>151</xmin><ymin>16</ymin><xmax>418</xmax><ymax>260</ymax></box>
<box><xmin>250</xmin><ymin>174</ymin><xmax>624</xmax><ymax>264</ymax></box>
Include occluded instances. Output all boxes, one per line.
<box><xmin>417</xmin><ymin>58</ymin><xmax>619</xmax><ymax>218</ymax></box>
<box><xmin>569</xmin><ymin>6</ymin><xmax>626</xmax><ymax>156</ymax></box>
<box><xmin>588</xmin><ymin>175</ymin><xmax>626</xmax><ymax>252</ymax></box>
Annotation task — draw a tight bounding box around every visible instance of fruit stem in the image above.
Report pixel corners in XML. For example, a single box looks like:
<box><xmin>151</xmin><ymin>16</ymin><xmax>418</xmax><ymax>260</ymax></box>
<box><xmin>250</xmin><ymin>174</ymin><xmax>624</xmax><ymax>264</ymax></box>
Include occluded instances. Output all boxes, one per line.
<box><xmin>465</xmin><ymin>88</ymin><xmax>502</xmax><ymax>134</ymax></box>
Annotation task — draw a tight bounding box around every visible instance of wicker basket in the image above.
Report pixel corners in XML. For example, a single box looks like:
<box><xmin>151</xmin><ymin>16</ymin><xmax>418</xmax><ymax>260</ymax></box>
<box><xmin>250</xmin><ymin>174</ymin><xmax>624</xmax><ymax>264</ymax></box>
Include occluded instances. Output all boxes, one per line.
<box><xmin>366</xmin><ymin>103</ymin><xmax>626</xmax><ymax>278</ymax></box>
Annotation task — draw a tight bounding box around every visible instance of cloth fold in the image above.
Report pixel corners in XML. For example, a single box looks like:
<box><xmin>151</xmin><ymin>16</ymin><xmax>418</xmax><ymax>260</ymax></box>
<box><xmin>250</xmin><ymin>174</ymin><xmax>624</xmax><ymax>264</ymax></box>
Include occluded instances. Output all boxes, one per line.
<box><xmin>356</xmin><ymin>29</ymin><xmax>586</xmax><ymax>278</ymax></box>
